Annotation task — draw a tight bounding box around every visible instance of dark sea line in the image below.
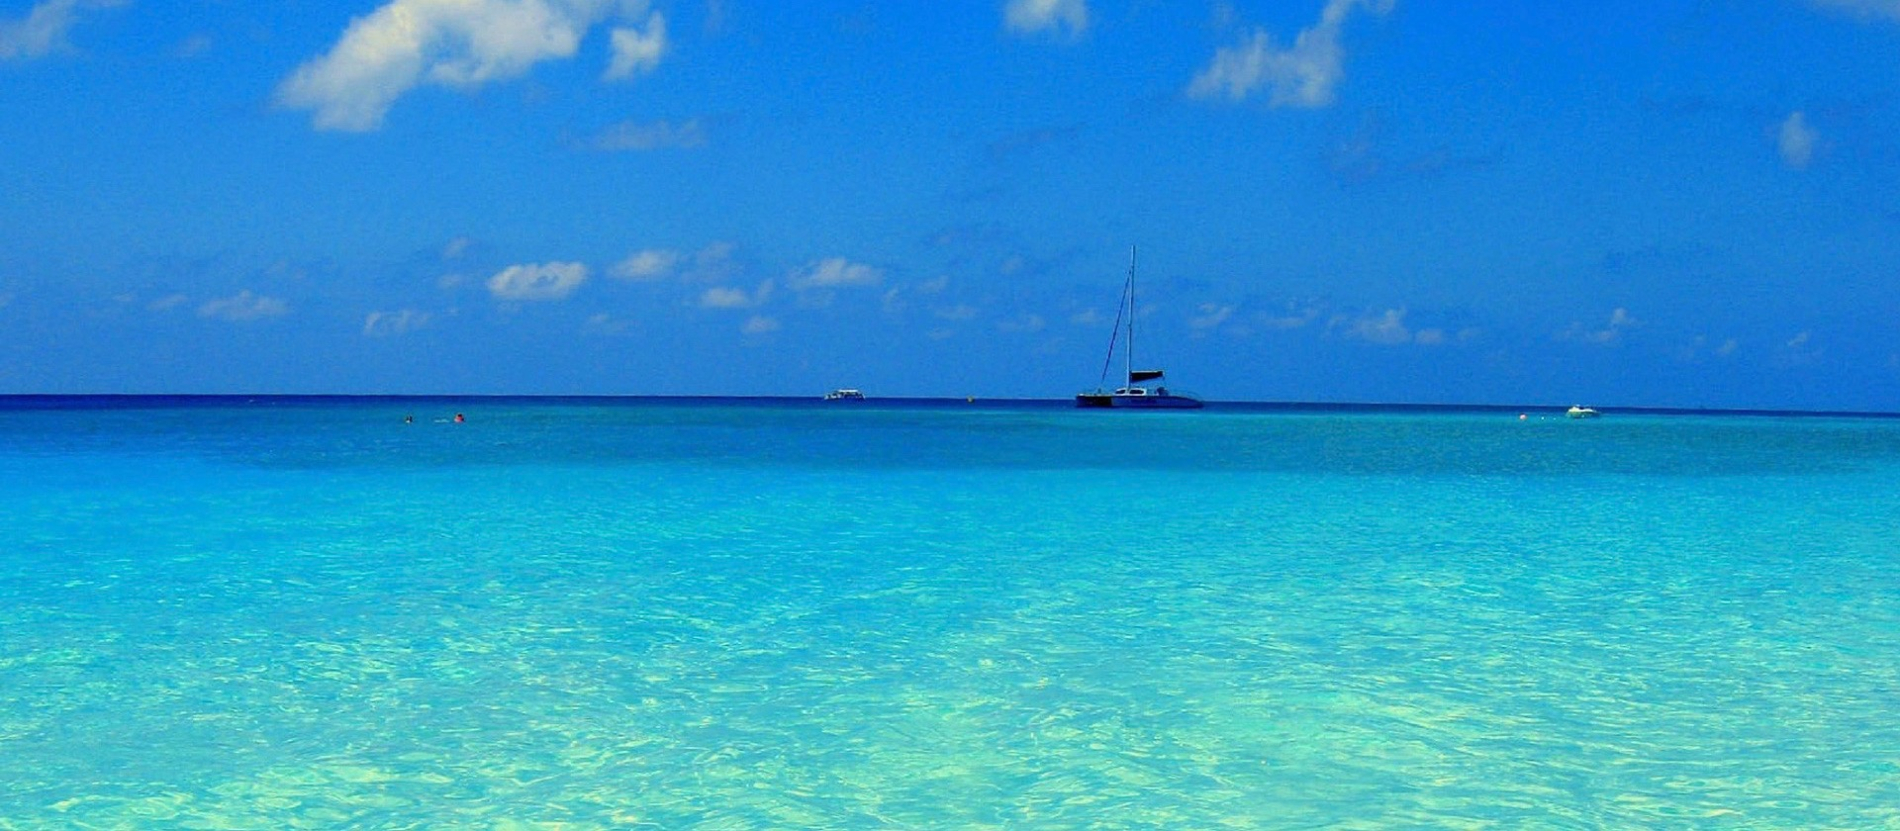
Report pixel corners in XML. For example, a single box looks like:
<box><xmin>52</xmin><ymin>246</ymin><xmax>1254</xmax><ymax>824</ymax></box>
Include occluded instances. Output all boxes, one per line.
<box><xmin>1</xmin><ymin>393</ymin><xmax>1896</xmax><ymax>420</ymax></box>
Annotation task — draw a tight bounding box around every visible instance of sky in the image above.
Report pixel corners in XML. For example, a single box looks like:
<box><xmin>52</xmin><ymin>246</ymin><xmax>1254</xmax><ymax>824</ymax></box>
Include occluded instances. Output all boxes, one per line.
<box><xmin>2</xmin><ymin>0</ymin><xmax>1898</xmax><ymax>410</ymax></box>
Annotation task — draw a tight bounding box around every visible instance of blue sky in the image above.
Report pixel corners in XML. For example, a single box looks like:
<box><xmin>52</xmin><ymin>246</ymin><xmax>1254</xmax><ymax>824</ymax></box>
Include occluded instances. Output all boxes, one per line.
<box><xmin>2</xmin><ymin>0</ymin><xmax>1898</xmax><ymax>409</ymax></box>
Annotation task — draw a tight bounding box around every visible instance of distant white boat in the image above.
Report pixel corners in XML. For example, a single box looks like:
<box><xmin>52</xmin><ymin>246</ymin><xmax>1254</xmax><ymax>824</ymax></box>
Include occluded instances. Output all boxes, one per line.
<box><xmin>1566</xmin><ymin>405</ymin><xmax>1600</xmax><ymax>419</ymax></box>
<box><xmin>824</xmin><ymin>388</ymin><xmax>865</xmax><ymax>401</ymax></box>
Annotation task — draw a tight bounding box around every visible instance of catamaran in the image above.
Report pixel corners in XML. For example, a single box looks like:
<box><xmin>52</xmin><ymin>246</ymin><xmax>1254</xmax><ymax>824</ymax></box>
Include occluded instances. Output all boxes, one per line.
<box><xmin>1075</xmin><ymin>247</ymin><xmax>1203</xmax><ymax>409</ymax></box>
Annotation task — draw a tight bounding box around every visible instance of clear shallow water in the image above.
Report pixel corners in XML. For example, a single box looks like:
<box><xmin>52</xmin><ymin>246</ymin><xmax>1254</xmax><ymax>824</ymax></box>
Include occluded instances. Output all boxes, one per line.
<box><xmin>2</xmin><ymin>398</ymin><xmax>1898</xmax><ymax>828</ymax></box>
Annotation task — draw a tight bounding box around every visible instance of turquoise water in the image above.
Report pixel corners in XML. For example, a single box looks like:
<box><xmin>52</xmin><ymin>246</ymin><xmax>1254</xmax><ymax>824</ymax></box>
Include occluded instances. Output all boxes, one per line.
<box><xmin>3</xmin><ymin>398</ymin><xmax>1898</xmax><ymax>828</ymax></box>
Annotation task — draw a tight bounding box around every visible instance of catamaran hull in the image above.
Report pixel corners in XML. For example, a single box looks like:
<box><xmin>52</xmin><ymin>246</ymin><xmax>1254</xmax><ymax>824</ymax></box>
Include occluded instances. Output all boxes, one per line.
<box><xmin>1075</xmin><ymin>393</ymin><xmax>1203</xmax><ymax>409</ymax></box>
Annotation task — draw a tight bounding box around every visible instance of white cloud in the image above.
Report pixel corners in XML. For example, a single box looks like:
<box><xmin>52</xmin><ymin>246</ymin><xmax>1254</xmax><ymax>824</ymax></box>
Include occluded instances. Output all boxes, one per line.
<box><xmin>1004</xmin><ymin>0</ymin><xmax>1088</xmax><ymax>37</ymax></box>
<box><xmin>487</xmin><ymin>261</ymin><xmax>589</xmax><ymax>300</ymax></box>
<box><xmin>699</xmin><ymin>287</ymin><xmax>750</xmax><ymax>308</ymax></box>
<box><xmin>684</xmin><ymin>241</ymin><xmax>740</xmax><ymax>283</ymax></box>
<box><xmin>611</xmin><ymin>248</ymin><xmax>680</xmax><ymax>280</ymax></box>
<box><xmin>591</xmin><ymin>118</ymin><xmax>705</xmax><ymax>151</ymax></box>
<box><xmin>443</xmin><ymin>236</ymin><xmax>472</xmax><ymax>259</ymax></box>
<box><xmin>1681</xmin><ymin>334</ymin><xmax>1742</xmax><ymax>363</ymax></box>
<box><xmin>936</xmin><ymin>304</ymin><xmax>980</xmax><ymax>321</ymax></box>
<box><xmin>604</xmin><ymin>10</ymin><xmax>665</xmax><ymax>80</ymax></box>
<box><xmin>1342</xmin><ymin>308</ymin><xmax>1412</xmax><ymax>345</ymax></box>
<box><xmin>1190</xmin><ymin>303</ymin><xmax>1234</xmax><ymax>330</ymax></box>
<box><xmin>584</xmin><ymin>312</ymin><xmax>634</xmax><ymax>334</ymax></box>
<box><xmin>1</xmin><ymin>0</ymin><xmax>123</xmax><ymax>61</ymax></box>
<box><xmin>199</xmin><ymin>290</ymin><xmax>289</xmax><ymax>322</ymax></box>
<box><xmin>792</xmin><ymin>257</ymin><xmax>883</xmax><ymax>290</ymax></box>
<box><xmin>1778</xmin><ymin>111</ymin><xmax>1818</xmax><ymax>170</ymax></box>
<box><xmin>363</xmin><ymin>309</ymin><xmax>432</xmax><ymax>336</ymax></box>
<box><xmin>741</xmin><ymin>315</ymin><xmax>779</xmax><ymax>334</ymax></box>
<box><xmin>276</xmin><ymin>0</ymin><xmax>655</xmax><ymax>131</ymax></box>
<box><xmin>699</xmin><ymin>279</ymin><xmax>773</xmax><ymax>309</ymax></box>
<box><xmin>1258</xmin><ymin>305</ymin><xmax>1320</xmax><ymax>329</ymax></box>
<box><xmin>1559</xmin><ymin>307</ymin><xmax>1638</xmax><ymax>345</ymax></box>
<box><xmin>148</xmin><ymin>293</ymin><xmax>189</xmax><ymax>312</ymax></box>
<box><xmin>1778</xmin><ymin>330</ymin><xmax>1822</xmax><ymax>366</ymax></box>
<box><xmin>1188</xmin><ymin>0</ymin><xmax>1391</xmax><ymax>107</ymax></box>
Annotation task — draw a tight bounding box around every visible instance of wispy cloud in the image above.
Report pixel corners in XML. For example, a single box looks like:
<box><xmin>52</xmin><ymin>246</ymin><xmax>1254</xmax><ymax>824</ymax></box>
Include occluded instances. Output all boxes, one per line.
<box><xmin>589</xmin><ymin>118</ymin><xmax>706</xmax><ymax>151</ymax></box>
<box><xmin>199</xmin><ymin>290</ymin><xmax>289</xmax><ymax>322</ymax></box>
<box><xmin>699</xmin><ymin>280</ymin><xmax>773</xmax><ymax>309</ymax></box>
<box><xmin>172</xmin><ymin>32</ymin><xmax>214</xmax><ymax>59</ymax></box>
<box><xmin>791</xmin><ymin>257</ymin><xmax>883</xmax><ymax>290</ymax></box>
<box><xmin>1777</xmin><ymin>330</ymin><xmax>1823</xmax><ymax>367</ymax></box>
<box><xmin>277</xmin><ymin>0</ymin><xmax>660</xmax><ymax>131</ymax></box>
<box><xmin>741</xmin><ymin>315</ymin><xmax>779</xmax><ymax>334</ymax></box>
<box><xmin>487</xmin><ymin>261</ymin><xmax>588</xmax><ymax>300</ymax></box>
<box><xmin>683</xmin><ymin>241</ymin><xmax>741</xmax><ymax>283</ymax></box>
<box><xmin>1778</xmin><ymin>111</ymin><xmax>1818</xmax><ymax>169</ymax></box>
<box><xmin>1339</xmin><ymin>308</ymin><xmax>1413</xmax><ymax>345</ymax></box>
<box><xmin>1328</xmin><ymin>307</ymin><xmax>1459</xmax><ymax>345</ymax></box>
<box><xmin>610</xmin><ymin>248</ymin><xmax>680</xmax><ymax>280</ymax></box>
<box><xmin>1558</xmin><ymin>307</ymin><xmax>1638</xmax><ymax>345</ymax></box>
<box><xmin>363</xmin><ymin>309</ymin><xmax>431</xmax><ymax>336</ymax></box>
<box><xmin>1678</xmin><ymin>334</ymin><xmax>1741</xmax><ymax>363</ymax></box>
<box><xmin>604</xmin><ymin>10</ymin><xmax>665</xmax><ymax>80</ymax></box>
<box><xmin>1004</xmin><ymin>0</ymin><xmax>1089</xmax><ymax>38</ymax></box>
<box><xmin>996</xmin><ymin>313</ymin><xmax>1046</xmax><ymax>333</ymax></box>
<box><xmin>1188</xmin><ymin>0</ymin><xmax>1392</xmax><ymax>107</ymax></box>
<box><xmin>1</xmin><ymin>0</ymin><xmax>123</xmax><ymax>61</ymax></box>
<box><xmin>1190</xmin><ymin>303</ymin><xmax>1234</xmax><ymax>330</ymax></box>
<box><xmin>583</xmin><ymin>311</ymin><xmax>634</xmax><ymax>334</ymax></box>
<box><xmin>880</xmin><ymin>286</ymin><xmax>907</xmax><ymax>314</ymax></box>
<box><xmin>1257</xmin><ymin>303</ymin><xmax>1321</xmax><ymax>330</ymax></box>
<box><xmin>1807</xmin><ymin>0</ymin><xmax>1900</xmax><ymax>22</ymax></box>
<box><xmin>1327</xmin><ymin>116</ymin><xmax>1502</xmax><ymax>185</ymax></box>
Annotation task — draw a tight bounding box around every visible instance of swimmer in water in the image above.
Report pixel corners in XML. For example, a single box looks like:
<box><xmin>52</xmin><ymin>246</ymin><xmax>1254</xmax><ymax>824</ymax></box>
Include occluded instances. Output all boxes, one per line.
<box><xmin>453</xmin><ymin>413</ymin><xmax>465</xmax><ymax>423</ymax></box>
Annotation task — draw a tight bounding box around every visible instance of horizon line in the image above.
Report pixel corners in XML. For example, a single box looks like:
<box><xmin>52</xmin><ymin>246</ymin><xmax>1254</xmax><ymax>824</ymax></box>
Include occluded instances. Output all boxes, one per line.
<box><xmin>2</xmin><ymin>393</ymin><xmax>1896</xmax><ymax>420</ymax></box>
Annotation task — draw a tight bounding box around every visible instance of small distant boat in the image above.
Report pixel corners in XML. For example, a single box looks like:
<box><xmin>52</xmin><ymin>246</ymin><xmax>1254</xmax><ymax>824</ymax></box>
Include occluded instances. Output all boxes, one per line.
<box><xmin>824</xmin><ymin>388</ymin><xmax>866</xmax><ymax>401</ymax></box>
<box><xmin>1566</xmin><ymin>405</ymin><xmax>1600</xmax><ymax>419</ymax></box>
<box><xmin>1076</xmin><ymin>247</ymin><xmax>1202</xmax><ymax>410</ymax></box>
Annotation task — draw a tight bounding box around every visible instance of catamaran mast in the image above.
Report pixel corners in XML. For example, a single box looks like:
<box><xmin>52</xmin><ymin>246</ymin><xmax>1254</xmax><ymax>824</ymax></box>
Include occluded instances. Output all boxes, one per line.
<box><xmin>1125</xmin><ymin>245</ymin><xmax>1136</xmax><ymax>387</ymax></box>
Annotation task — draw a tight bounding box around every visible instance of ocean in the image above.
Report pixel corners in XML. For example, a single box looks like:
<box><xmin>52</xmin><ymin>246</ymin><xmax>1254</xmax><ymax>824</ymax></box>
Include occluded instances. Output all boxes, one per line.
<box><xmin>2</xmin><ymin>397</ymin><xmax>1897</xmax><ymax>828</ymax></box>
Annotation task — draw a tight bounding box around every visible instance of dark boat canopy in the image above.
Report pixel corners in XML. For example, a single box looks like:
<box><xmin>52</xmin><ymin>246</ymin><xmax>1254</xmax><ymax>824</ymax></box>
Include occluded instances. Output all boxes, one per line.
<box><xmin>1128</xmin><ymin>369</ymin><xmax>1165</xmax><ymax>383</ymax></box>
